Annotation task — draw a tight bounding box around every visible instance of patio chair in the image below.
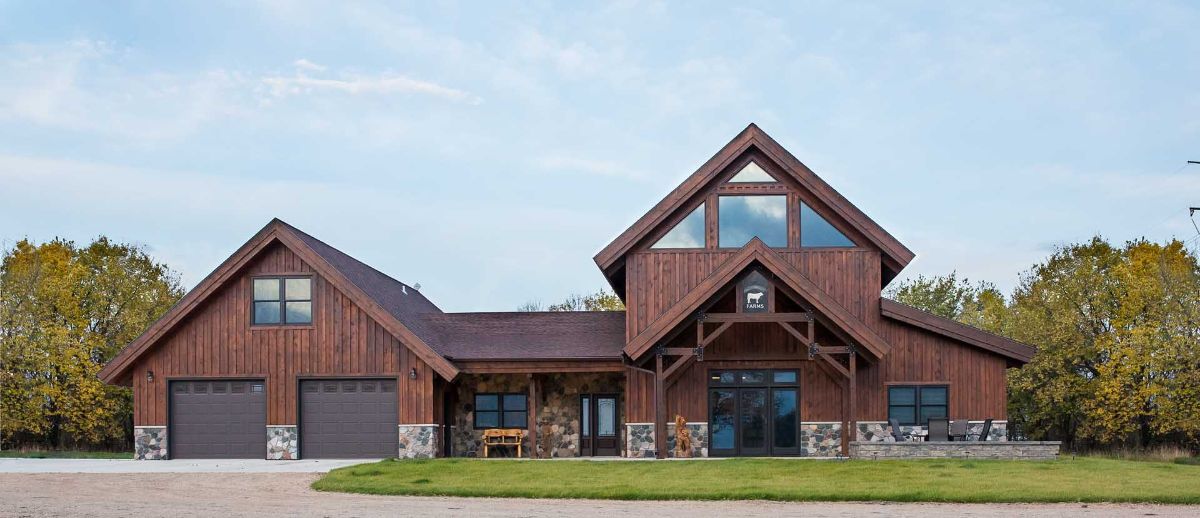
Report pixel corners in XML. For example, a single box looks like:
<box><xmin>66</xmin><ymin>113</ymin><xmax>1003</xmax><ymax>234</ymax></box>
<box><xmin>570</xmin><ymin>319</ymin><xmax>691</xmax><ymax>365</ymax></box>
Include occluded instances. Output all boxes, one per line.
<box><xmin>976</xmin><ymin>419</ymin><xmax>993</xmax><ymax>441</ymax></box>
<box><xmin>949</xmin><ymin>419</ymin><xmax>968</xmax><ymax>441</ymax></box>
<box><xmin>888</xmin><ymin>418</ymin><xmax>905</xmax><ymax>442</ymax></box>
<box><xmin>927</xmin><ymin>417</ymin><xmax>949</xmax><ymax>441</ymax></box>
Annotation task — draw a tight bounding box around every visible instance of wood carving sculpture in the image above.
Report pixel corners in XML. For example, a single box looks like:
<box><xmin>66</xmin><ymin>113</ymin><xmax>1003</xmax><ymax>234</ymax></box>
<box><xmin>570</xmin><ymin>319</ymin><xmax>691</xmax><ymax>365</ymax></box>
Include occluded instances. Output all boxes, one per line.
<box><xmin>674</xmin><ymin>414</ymin><xmax>692</xmax><ymax>458</ymax></box>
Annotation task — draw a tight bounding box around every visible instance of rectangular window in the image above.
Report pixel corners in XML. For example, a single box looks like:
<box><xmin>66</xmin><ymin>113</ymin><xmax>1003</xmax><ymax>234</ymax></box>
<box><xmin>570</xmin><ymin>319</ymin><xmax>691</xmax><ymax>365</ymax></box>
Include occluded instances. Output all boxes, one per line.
<box><xmin>718</xmin><ymin>195</ymin><xmax>787</xmax><ymax>248</ymax></box>
<box><xmin>888</xmin><ymin>385</ymin><xmax>948</xmax><ymax>426</ymax></box>
<box><xmin>252</xmin><ymin>276</ymin><xmax>312</xmax><ymax>325</ymax></box>
<box><xmin>474</xmin><ymin>393</ymin><xmax>527</xmax><ymax>429</ymax></box>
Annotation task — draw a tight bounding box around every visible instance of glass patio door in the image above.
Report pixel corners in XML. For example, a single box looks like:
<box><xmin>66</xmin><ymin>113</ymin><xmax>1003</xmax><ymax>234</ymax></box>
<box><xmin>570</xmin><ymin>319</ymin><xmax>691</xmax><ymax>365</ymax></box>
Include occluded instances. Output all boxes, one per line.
<box><xmin>708</xmin><ymin>370</ymin><xmax>800</xmax><ymax>456</ymax></box>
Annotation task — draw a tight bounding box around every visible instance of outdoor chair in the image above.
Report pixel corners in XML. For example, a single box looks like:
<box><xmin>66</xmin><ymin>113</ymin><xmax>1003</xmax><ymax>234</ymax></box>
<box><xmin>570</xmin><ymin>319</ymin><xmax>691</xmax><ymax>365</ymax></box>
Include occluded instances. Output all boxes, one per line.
<box><xmin>975</xmin><ymin>419</ymin><xmax>993</xmax><ymax>441</ymax></box>
<box><xmin>888</xmin><ymin>418</ymin><xmax>905</xmax><ymax>442</ymax></box>
<box><xmin>949</xmin><ymin>419</ymin><xmax>969</xmax><ymax>441</ymax></box>
<box><xmin>927</xmin><ymin>417</ymin><xmax>950</xmax><ymax>441</ymax></box>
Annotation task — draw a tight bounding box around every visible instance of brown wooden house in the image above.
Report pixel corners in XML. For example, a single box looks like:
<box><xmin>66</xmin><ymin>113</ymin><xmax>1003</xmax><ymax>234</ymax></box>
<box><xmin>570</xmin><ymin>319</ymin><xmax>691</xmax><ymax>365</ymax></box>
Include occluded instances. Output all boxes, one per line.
<box><xmin>101</xmin><ymin>124</ymin><xmax>1033</xmax><ymax>460</ymax></box>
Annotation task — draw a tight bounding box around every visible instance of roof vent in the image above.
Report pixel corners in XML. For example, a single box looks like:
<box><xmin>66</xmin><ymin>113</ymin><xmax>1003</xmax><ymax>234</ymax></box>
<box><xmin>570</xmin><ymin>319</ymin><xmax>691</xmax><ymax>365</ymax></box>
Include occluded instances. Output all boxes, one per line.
<box><xmin>414</xmin><ymin>282</ymin><xmax>421</xmax><ymax>291</ymax></box>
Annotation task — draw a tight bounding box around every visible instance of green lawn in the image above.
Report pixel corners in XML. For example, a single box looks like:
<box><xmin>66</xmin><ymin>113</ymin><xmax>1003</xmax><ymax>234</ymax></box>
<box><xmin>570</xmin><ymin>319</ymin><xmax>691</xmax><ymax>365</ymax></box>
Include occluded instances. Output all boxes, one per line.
<box><xmin>0</xmin><ymin>450</ymin><xmax>132</xmax><ymax>459</ymax></box>
<box><xmin>312</xmin><ymin>457</ymin><xmax>1200</xmax><ymax>504</ymax></box>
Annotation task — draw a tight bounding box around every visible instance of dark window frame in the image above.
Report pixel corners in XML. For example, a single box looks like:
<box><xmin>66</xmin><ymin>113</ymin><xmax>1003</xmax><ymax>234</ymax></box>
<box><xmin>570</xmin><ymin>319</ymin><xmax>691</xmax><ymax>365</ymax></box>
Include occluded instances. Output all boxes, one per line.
<box><xmin>887</xmin><ymin>385</ymin><xmax>949</xmax><ymax>426</ymax></box>
<box><xmin>716</xmin><ymin>193</ymin><xmax>789</xmax><ymax>249</ymax></box>
<box><xmin>251</xmin><ymin>275</ymin><xmax>313</xmax><ymax>326</ymax></box>
<box><xmin>473</xmin><ymin>392</ymin><xmax>528</xmax><ymax>430</ymax></box>
<box><xmin>708</xmin><ymin>369</ymin><xmax>798</xmax><ymax>388</ymax></box>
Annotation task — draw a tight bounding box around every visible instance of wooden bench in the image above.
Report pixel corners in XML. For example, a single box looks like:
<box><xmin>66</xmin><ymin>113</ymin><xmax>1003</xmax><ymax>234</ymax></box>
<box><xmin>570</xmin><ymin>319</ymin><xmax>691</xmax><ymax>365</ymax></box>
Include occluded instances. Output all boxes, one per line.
<box><xmin>481</xmin><ymin>428</ymin><xmax>523</xmax><ymax>458</ymax></box>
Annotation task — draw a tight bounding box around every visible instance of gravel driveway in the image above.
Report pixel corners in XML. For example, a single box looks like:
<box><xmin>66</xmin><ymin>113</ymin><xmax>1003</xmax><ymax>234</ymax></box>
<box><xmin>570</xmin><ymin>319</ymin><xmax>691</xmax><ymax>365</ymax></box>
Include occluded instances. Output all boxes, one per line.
<box><xmin>1</xmin><ymin>473</ymin><xmax>1195</xmax><ymax>518</ymax></box>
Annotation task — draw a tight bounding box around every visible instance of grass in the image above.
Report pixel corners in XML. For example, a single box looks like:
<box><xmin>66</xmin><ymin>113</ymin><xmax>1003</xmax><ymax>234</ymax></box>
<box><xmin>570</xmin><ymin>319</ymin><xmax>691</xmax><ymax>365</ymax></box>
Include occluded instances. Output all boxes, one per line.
<box><xmin>0</xmin><ymin>449</ymin><xmax>132</xmax><ymax>459</ymax></box>
<box><xmin>312</xmin><ymin>457</ymin><xmax>1200</xmax><ymax>504</ymax></box>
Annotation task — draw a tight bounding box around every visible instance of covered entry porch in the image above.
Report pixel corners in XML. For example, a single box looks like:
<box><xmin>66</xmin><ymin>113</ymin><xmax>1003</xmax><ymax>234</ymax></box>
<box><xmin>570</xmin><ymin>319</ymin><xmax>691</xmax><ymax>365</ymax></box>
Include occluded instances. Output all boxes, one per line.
<box><xmin>621</xmin><ymin>242</ymin><xmax>889</xmax><ymax>459</ymax></box>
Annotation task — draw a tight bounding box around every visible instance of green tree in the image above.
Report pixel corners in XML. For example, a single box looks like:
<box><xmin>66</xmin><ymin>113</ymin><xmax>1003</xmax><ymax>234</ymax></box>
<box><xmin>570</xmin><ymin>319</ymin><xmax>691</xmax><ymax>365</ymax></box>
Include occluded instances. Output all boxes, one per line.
<box><xmin>0</xmin><ymin>237</ymin><xmax>183</xmax><ymax>449</ymax></box>
<box><xmin>519</xmin><ymin>289</ymin><xmax>625</xmax><ymax>312</ymax></box>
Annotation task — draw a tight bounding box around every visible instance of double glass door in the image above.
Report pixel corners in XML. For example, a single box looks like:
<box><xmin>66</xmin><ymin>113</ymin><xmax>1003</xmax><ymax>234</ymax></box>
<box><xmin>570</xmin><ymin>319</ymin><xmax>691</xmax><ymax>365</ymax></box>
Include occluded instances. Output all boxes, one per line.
<box><xmin>580</xmin><ymin>394</ymin><xmax>618</xmax><ymax>456</ymax></box>
<box><xmin>709</xmin><ymin>370</ymin><xmax>799</xmax><ymax>456</ymax></box>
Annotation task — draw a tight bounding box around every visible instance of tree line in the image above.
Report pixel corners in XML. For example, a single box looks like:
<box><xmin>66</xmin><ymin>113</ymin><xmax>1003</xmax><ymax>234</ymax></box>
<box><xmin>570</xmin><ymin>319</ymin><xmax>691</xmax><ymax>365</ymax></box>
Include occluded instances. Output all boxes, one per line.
<box><xmin>2</xmin><ymin>234</ymin><xmax>1196</xmax><ymax>451</ymax></box>
<box><xmin>887</xmin><ymin>238</ymin><xmax>1200</xmax><ymax>450</ymax></box>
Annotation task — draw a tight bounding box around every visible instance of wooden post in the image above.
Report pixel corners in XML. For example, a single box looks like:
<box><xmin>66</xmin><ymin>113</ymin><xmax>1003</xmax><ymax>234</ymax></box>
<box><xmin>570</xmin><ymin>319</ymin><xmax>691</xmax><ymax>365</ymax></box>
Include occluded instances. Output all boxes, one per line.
<box><xmin>528</xmin><ymin>373</ymin><xmax>538</xmax><ymax>459</ymax></box>
<box><xmin>848</xmin><ymin>350</ymin><xmax>857</xmax><ymax>455</ymax></box>
<box><xmin>655</xmin><ymin>351</ymin><xmax>666</xmax><ymax>459</ymax></box>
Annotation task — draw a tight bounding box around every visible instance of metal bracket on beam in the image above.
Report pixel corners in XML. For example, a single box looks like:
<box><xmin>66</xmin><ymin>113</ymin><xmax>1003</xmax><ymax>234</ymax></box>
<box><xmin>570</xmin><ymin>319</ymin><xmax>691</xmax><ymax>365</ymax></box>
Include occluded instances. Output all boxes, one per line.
<box><xmin>694</xmin><ymin>347</ymin><xmax>705</xmax><ymax>362</ymax></box>
<box><xmin>847</xmin><ymin>342</ymin><xmax>858</xmax><ymax>355</ymax></box>
<box><xmin>808</xmin><ymin>342</ymin><xmax>819</xmax><ymax>360</ymax></box>
<box><xmin>654</xmin><ymin>344</ymin><xmax>665</xmax><ymax>358</ymax></box>
<box><xmin>696</xmin><ymin>311</ymin><xmax>707</xmax><ymax>322</ymax></box>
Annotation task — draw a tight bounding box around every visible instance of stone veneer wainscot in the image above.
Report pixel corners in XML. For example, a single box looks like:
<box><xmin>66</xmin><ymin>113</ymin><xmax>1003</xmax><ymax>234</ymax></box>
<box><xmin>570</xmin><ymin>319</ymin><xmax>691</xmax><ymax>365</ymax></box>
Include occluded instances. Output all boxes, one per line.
<box><xmin>134</xmin><ymin>426</ymin><xmax>168</xmax><ymax>460</ymax></box>
<box><xmin>266</xmin><ymin>425</ymin><xmax>299</xmax><ymax>460</ymax></box>
<box><xmin>398</xmin><ymin>425</ymin><xmax>438</xmax><ymax>459</ymax></box>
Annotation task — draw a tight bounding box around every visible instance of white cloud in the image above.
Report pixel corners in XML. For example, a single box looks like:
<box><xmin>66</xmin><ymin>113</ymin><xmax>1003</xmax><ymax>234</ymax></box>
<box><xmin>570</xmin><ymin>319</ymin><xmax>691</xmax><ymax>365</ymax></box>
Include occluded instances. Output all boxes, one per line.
<box><xmin>260</xmin><ymin>72</ymin><xmax>482</xmax><ymax>104</ymax></box>
<box><xmin>292</xmin><ymin>58</ymin><xmax>326</xmax><ymax>72</ymax></box>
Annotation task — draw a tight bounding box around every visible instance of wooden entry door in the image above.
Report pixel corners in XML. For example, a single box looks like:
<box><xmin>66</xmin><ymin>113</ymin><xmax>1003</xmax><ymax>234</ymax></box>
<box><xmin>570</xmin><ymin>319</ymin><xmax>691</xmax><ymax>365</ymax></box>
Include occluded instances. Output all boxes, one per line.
<box><xmin>580</xmin><ymin>394</ymin><xmax>619</xmax><ymax>456</ymax></box>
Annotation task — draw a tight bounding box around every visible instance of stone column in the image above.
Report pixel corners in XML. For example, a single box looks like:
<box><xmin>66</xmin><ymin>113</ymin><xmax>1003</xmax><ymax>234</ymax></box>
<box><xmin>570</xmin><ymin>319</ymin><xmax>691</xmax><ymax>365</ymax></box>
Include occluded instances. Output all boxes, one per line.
<box><xmin>134</xmin><ymin>426</ymin><xmax>168</xmax><ymax>460</ymax></box>
<box><xmin>267</xmin><ymin>426</ymin><xmax>299</xmax><ymax>459</ymax></box>
<box><xmin>398</xmin><ymin>425</ymin><xmax>439</xmax><ymax>459</ymax></box>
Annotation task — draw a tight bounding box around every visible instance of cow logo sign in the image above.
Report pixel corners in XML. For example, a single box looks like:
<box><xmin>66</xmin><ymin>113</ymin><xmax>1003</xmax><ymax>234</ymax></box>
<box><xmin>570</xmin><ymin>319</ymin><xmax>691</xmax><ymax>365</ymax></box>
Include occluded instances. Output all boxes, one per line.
<box><xmin>741</xmin><ymin>271</ymin><xmax>769</xmax><ymax>313</ymax></box>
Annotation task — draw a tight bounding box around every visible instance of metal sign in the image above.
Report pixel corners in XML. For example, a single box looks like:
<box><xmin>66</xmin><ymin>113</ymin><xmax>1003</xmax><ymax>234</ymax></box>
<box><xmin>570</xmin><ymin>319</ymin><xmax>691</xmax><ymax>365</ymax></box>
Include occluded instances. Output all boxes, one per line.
<box><xmin>742</xmin><ymin>271</ymin><xmax>769</xmax><ymax>313</ymax></box>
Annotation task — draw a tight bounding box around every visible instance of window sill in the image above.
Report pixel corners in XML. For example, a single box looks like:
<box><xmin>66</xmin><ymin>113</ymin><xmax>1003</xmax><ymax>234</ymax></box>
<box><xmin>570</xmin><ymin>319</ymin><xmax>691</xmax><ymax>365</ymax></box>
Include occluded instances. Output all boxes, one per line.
<box><xmin>250</xmin><ymin>325</ymin><xmax>314</xmax><ymax>331</ymax></box>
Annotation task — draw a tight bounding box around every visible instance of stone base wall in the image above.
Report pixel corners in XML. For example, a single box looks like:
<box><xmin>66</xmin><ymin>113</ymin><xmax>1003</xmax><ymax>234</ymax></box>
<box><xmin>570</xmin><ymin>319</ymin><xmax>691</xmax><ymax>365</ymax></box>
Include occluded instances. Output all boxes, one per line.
<box><xmin>851</xmin><ymin>441</ymin><xmax>1060</xmax><ymax>460</ymax></box>
<box><xmin>856</xmin><ymin>421</ymin><xmax>1008</xmax><ymax>442</ymax></box>
<box><xmin>134</xmin><ymin>426</ymin><xmax>168</xmax><ymax>460</ymax></box>
<box><xmin>626</xmin><ymin>423</ymin><xmax>655</xmax><ymax>458</ymax></box>
<box><xmin>450</xmin><ymin>373</ymin><xmax>624</xmax><ymax>458</ymax></box>
<box><xmin>801</xmin><ymin>422</ymin><xmax>841</xmax><ymax>457</ymax></box>
<box><xmin>666</xmin><ymin>422</ymin><xmax>708</xmax><ymax>457</ymax></box>
<box><xmin>266</xmin><ymin>426</ymin><xmax>299</xmax><ymax>460</ymax></box>
<box><xmin>398</xmin><ymin>425</ymin><xmax>438</xmax><ymax>459</ymax></box>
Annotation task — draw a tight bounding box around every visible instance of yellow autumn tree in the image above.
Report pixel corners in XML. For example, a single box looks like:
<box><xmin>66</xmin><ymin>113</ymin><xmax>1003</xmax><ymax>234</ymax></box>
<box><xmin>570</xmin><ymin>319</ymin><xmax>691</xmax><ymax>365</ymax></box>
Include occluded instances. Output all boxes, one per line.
<box><xmin>0</xmin><ymin>237</ymin><xmax>182</xmax><ymax>449</ymax></box>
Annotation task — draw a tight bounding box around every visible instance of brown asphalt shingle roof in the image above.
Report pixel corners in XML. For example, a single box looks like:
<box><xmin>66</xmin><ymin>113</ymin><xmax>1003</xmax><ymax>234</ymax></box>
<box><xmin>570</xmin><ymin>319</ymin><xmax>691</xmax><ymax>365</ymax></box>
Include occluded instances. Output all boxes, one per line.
<box><xmin>283</xmin><ymin>221</ymin><xmax>625</xmax><ymax>361</ymax></box>
<box><xmin>422</xmin><ymin>311</ymin><xmax>626</xmax><ymax>360</ymax></box>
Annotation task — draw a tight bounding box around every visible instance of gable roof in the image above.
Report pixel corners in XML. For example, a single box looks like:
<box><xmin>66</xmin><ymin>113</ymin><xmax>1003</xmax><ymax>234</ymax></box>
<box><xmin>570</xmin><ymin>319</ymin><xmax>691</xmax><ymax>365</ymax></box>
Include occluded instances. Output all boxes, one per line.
<box><xmin>422</xmin><ymin>311</ymin><xmax>626</xmax><ymax>361</ymax></box>
<box><xmin>880</xmin><ymin>298</ymin><xmax>1036</xmax><ymax>364</ymax></box>
<box><xmin>624</xmin><ymin>238</ymin><xmax>892</xmax><ymax>360</ymax></box>
<box><xmin>98</xmin><ymin>219</ymin><xmax>460</xmax><ymax>384</ymax></box>
<box><xmin>594</xmin><ymin>123</ymin><xmax>915</xmax><ymax>282</ymax></box>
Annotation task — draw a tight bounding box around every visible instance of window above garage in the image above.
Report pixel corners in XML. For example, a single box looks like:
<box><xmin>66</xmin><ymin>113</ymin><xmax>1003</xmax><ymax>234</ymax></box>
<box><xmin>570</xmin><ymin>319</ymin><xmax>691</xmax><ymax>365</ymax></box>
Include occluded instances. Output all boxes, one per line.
<box><xmin>252</xmin><ymin>276</ymin><xmax>312</xmax><ymax>325</ymax></box>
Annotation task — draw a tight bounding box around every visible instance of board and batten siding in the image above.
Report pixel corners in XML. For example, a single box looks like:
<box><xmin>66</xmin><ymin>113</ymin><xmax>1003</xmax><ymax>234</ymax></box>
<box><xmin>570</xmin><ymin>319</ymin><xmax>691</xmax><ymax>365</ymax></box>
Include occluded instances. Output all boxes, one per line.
<box><xmin>622</xmin><ymin>248</ymin><xmax>1010</xmax><ymax>426</ymax></box>
<box><xmin>130</xmin><ymin>243</ymin><xmax>436</xmax><ymax>427</ymax></box>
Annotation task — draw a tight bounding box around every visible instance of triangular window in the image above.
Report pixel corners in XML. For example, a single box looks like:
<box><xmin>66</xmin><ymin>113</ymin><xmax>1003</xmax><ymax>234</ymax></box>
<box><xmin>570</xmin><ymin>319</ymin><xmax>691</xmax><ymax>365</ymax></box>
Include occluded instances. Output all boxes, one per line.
<box><xmin>652</xmin><ymin>204</ymin><xmax>706</xmax><ymax>249</ymax></box>
<box><xmin>728</xmin><ymin>161</ymin><xmax>776</xmax><ymax>183</ymax></box>
<box><xmin>800</xmin><ymin>202</ymin><xmax>855</xmax><ymax>247</ymax></box>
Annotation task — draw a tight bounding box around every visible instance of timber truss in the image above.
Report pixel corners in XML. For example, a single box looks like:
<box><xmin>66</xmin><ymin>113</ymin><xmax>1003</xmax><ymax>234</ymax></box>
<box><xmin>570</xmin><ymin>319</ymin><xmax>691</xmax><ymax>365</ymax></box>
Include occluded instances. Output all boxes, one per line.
<box><xmin>649</xmin><ymin>309</ymin><xmax>861</xmax><ymax>458</ymax></box>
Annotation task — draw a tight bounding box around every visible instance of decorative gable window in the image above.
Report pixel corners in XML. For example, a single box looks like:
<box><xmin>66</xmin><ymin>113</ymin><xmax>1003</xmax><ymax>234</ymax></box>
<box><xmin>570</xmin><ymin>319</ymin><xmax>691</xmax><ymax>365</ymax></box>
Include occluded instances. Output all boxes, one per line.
<box><xmin>651</xmin><ymin>204</ymin><xmax>706</xmax><ymax>249</ymax></box>
<box><xmin>800</xmin><ymin>202</ymin><xmax>855</xmax><ymax>247</ymax></box>
<box><xmin>728</xmin><ymin>161</ymin><xmax>776</xmax><ymax>183</ymax></box>
<box><xmin>718</xmin><ymin>195</ymin><xmax>787</xmax><ymax>248</ymax></box>
<box><xmin>252</xmin><ymin>276</ymin><xmax>312</xmax><ymax>325</ymax></box>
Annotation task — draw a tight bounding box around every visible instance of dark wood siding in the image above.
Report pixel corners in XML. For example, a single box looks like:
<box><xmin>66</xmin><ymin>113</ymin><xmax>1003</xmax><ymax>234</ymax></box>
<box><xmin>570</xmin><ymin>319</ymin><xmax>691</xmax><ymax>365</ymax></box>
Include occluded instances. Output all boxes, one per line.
<box><xmin>131</xmin><ymin>243</ymin><xmax>436</xmax><ymax>427</ymax></box>
<box><xmin>624</xmin><ymin>249</ymin><xmax>880</xmax><ymax>341</ymax></box>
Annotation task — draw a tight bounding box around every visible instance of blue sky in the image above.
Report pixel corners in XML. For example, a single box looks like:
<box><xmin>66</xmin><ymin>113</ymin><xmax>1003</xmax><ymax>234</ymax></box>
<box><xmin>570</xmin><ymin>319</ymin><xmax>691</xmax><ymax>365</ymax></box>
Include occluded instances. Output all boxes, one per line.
<box><xmin>2</xmin><ymin>1</ymin><xmax>1198</xmax><ymax>311</ymax></box>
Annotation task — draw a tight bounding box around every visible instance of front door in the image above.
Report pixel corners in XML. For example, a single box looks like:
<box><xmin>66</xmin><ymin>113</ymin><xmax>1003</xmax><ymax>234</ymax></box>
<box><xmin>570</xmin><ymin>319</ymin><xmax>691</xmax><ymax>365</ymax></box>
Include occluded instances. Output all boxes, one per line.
<box><xmin>708</xmin><ymin>370</ymin><xmax>800</xmax><ymax>456</ymax></box>
<box><xmin>580</xmin><ymin>394</ymin><xmax>619</xmax><ymax>456</ymax></box>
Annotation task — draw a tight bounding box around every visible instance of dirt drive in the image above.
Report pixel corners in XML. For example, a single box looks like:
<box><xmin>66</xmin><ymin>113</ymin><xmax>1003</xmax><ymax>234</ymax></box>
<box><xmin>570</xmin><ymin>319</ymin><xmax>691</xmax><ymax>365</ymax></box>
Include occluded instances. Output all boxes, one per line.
<box><xmin>1</xmin><ymin>473</ymin><xmax>1195</xmax><ymax>517</ymax></box>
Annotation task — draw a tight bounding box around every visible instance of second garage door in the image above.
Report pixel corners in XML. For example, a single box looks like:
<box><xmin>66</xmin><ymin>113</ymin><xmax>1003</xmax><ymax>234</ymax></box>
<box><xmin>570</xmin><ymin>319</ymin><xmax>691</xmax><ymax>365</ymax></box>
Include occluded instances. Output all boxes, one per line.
<box><xmin>300</xmin><ymin>379</ymin><xmax>399</xmax><ymax>458</ymax></box>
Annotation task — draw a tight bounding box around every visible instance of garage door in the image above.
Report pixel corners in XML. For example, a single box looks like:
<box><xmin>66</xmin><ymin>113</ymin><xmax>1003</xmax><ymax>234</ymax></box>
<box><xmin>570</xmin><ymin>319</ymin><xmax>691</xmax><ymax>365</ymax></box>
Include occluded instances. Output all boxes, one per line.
<box><xmin>170</xmin><ymin>380</ymin><xmax>266</xmax><ymax>459</ymax></box>
<box><xmin>300</xmin><ymin>379</ymin><xmax>398</xmax><ymax>458</ymax></box>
